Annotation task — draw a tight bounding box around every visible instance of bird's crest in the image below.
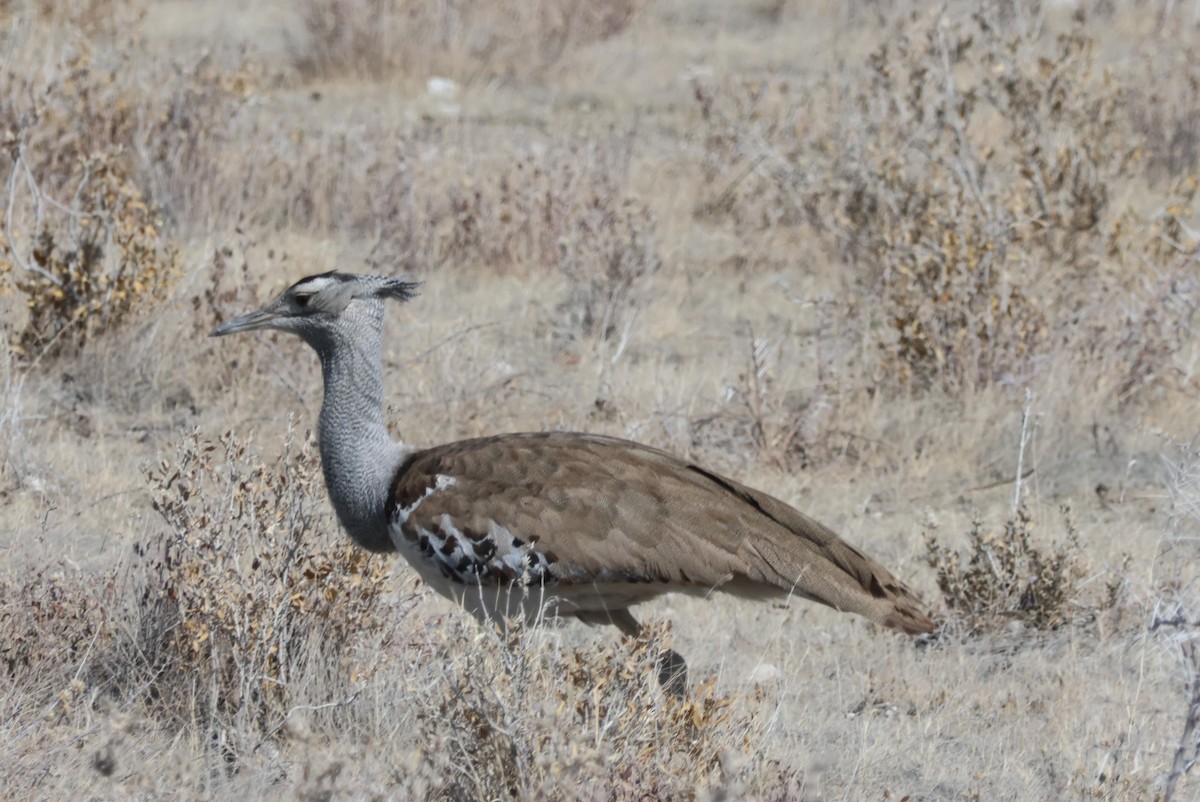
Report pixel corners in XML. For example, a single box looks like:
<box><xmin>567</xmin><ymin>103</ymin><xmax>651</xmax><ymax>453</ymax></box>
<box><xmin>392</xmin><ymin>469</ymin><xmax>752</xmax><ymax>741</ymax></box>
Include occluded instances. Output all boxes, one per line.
<box><xmin>369</xmin><ymin>275</ymin><xmax>421</xmax><ymax>302</ymax></box>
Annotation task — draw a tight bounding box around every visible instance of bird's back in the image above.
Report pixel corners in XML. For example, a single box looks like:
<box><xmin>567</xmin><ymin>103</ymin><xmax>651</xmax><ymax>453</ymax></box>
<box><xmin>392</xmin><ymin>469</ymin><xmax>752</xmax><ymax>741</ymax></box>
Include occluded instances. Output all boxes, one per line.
<box><xmin>385</xmin><ymin>431</ymin><xmax>935</xmax><ymax>634</ymax></box>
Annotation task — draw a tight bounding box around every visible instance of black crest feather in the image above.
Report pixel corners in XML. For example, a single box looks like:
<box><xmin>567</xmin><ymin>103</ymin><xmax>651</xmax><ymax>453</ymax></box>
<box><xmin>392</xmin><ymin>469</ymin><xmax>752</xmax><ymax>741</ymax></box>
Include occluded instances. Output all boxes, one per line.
<box><xmin>374</xmin><ymin>277</ymin><xmax>420</xmax><ymax>302</ymax></box>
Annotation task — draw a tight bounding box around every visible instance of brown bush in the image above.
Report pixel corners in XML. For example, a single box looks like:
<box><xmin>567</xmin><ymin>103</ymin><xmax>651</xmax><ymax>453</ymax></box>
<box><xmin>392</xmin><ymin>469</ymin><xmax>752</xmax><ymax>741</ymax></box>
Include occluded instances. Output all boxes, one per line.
<box><xmin>0</xmin><ymin>13</ymin><xmax>254</xmax><ymax>361</ymax></box>
<box><xmin>0</xmin><ymin>559</ymin><xmax>119</xmax><ymax>680</ymax></box>
<box><xmin>924</xmin><ymin>503</ymin><xmax>1113</xmax><ymax>633</ymax></box>
<box><xmin>139</xmin><ymin>425</ymin><xmax>393</xmax><ymax>750</ymax></box>
<box><xmin>1</xmin><ymin>147</ymin><xmax>178</xmax><ymax>361</ymax></box>
<box><xmin>334</xmin><ymin>616</ymin><xmax>801</xmax><ymax>801</ymax></box>
<box><xmin>694</xmin><ymin>8</ymin><xmax>1181</xmax><ymax>394</ymax></box>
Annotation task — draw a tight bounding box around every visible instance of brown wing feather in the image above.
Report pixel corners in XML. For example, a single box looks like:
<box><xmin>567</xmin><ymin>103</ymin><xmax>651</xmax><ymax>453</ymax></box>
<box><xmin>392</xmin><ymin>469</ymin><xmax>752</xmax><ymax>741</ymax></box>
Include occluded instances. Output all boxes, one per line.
<box><xmin>388</xmin><ymin>432</ymin><xmax>934</xmax><ymax>634</ymax></box>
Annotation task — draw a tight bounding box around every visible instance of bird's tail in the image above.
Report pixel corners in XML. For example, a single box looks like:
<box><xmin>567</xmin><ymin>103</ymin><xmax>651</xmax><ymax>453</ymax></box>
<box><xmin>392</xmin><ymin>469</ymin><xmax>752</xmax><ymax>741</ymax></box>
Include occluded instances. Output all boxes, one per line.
<box><xmin>733</xmin><ymin>486</ymin><xmax>938</xmax><ymax>635</ymax></box>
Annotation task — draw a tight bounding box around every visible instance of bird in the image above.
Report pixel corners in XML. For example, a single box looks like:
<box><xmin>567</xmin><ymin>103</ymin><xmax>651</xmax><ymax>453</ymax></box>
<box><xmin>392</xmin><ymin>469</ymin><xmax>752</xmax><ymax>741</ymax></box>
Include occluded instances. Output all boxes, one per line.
<box><xmin>211</xmin><ymin>271</ymin><xmax>936</xmax><ymax>694</ymax></box>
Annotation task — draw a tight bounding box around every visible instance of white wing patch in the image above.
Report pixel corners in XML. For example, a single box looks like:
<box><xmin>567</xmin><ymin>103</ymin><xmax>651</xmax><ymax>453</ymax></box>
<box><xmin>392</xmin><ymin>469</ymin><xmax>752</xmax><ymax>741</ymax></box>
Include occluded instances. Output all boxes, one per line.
<box><xmin>394</xmin><ymin>474</ymin><xmax>457</xmax><ymax>525</ymax></box>
<box><xmin>394</xmin><ymin>514</ymin><xmax>556</xmax><ymax>587</ymax></box>
<box><xmin>389</xmin><ymin>472</ymin><xmax>558</xmax><ymax>588</ymax></box>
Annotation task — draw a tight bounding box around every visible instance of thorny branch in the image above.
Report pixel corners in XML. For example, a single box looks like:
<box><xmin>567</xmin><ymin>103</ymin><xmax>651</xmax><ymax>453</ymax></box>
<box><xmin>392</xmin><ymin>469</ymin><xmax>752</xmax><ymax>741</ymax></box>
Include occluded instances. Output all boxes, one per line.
<box><xmin>1163</xmin><ymin>641</ymin><xmax>1200</xmax><ymax>802</ymax></box>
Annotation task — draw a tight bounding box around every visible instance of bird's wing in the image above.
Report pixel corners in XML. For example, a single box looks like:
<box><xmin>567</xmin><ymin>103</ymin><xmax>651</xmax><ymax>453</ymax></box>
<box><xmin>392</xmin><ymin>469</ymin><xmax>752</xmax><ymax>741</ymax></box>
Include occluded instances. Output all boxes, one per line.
<box><xmin>387</xmin><ymin>432</ymin><xmax>934</xmax><ymax>634</ymax></box>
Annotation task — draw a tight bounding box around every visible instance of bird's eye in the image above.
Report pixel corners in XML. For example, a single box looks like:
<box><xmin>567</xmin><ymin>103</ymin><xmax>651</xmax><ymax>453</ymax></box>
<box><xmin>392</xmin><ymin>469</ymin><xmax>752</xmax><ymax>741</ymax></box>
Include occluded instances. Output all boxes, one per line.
<box><xmin>295</xmin><ymin>294</ymin><xmax>312</xmax><ymax>308</ymax></box>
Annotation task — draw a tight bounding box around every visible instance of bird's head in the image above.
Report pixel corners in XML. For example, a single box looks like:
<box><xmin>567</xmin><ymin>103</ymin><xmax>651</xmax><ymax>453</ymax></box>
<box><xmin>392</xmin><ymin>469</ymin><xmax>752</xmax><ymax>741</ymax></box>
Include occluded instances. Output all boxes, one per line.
<box><xmin>210</xmin><ymin>272</ymin><xmax>420</xmax><ymax>346</ymax></box>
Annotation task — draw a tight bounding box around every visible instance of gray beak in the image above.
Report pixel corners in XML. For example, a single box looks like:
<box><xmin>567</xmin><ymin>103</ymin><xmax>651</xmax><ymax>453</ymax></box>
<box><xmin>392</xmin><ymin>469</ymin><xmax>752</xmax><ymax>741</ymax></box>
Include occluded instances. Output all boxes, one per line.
<box><xmin>209</xmin><ymin>307</ymin><xmax>280</xmax><ymax>337</ymax></box>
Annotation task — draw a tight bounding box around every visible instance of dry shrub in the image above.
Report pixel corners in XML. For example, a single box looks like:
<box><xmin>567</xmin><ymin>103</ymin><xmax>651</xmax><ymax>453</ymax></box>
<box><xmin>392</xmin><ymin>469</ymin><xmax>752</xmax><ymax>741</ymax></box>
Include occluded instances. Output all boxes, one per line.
<box><xmin>1156</xmin><ymin>440</ymin><xmax>1200</xmax><ymax>802</ymax></box>
<box><xmin>0</xmin><ymin>32</ymin><xmax>175</xmax><ymax>360</ymax></box>
<box><xmin>0</xmin><ymin>550</ymin><xmax>127</xmax><ymax>798</ymax></box>
<box><xmin>1094</xmin><ymin>240</ymin><xmax>1200</xmax><ymax>405</ymax></box>
<box><xmin>0</xmin><ymin>10</ymin><xmax>252</xmax><ymax>220</ymax></box>
<box><xmin>694</xmin><ymin>5</ymin><xmax>1187</xmax><ymax>394</ymax></box>
<box><xmin>193</xmin><ymin>236</ymin><xmax>289</xmax><ymax>342</ymax></box>
<box><xmin>197</xmin><ymin>127</ymin><xmax>660</xmax><ymax>360</ymax></box>
<box><xmin>1</xmin><ymin>147</ymin><xmax>178</xmax><ymax>360</ymax></box>
<box><xmin>138</xmin><ymin>425</ymin><xmax>393</xmax><ymax>753</ymax></box>
<box><xmin>225</xmin><ymin>124</ymin><xmax>417</xmax><ymax>246</ymax></box>
<box><xmin>552</xmin><ymin>197</ymin><xmax>660</xmax><ymax>344</ymax></box>
<box><xmin>1127</xmin><ymin>17</ymin><xmax>1200</xmax><ymax>181</ymax></box>
<box><xmin>231</xmin><ymin>123</ymin><xmax>657</xmax><ymax>285</ymax></box>
<box><xmin>429</xmin><ymin>138</ymin><xmax>660</xmax><ymax>346</ymax></box>
<box><xmin>690</xmin><ymin>324</ymin><xmax>840</xmax><ymax>473</ymax></box>
<box><xmin>1</xmin><ymin>0</ymin><xmax>136</xmax><ymax>36</ymax></box>
<box><xmin>0</xmin><ymin>425</ymin><xmax>394</xmax><ymax>791</ymax></box>
<box><xmin>0</xmin><ymin>10</ymin><xmax>255</xmax><ymax>360</ymax></box>
<box><xmin>0</xmin><ymin>559</ymin><xmax>120</xmax><ymax>681</ymax></box>
<box><xmin>240</xmin><ymin>128</ymin><xmax>660</xmax><ymax>341</ymax></box>
<box><xmin>313</xmin><ymin>616</ymin><xmax>803</xmax><ymax>801</ymax></box>
<box><xmin>129</xmin><ymin>57</ymin><xmax>258</xmax><ymax>231</ymax></box>
<box><xmin>0</xmin><ymin>507</ymin><xmax>801</xmax><ymax>798</ymax></box>
<box><xmin>295</xmin><ymin>0</ymin><xmax>643</xmax><ymax>83</ymax></box>
<box><xmin>923</xmin><ymin>503</ymin><xmax>1115</xmax><ymax>634</ymax></box>
<box><xmin>367</xmin><ymin>136</ymin><xmax>658</xmax><ymax>305</ymax></box>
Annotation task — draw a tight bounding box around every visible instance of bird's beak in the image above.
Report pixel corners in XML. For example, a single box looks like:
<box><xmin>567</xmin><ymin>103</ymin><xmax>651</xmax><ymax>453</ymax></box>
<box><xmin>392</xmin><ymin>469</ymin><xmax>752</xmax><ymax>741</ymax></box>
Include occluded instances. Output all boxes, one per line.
<box><xmin>209</xmin><ymin>307</ymin><xmax>280</xmax><ymax>337</ymax></box>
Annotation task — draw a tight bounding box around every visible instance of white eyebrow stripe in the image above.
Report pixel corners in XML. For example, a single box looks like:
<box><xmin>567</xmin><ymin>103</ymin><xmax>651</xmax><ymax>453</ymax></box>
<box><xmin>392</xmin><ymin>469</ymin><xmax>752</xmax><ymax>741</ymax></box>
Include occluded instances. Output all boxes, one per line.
<box><xmin>291</xmin><ymin>275</ymin><xmax>340</xmax><ymax>294</ymax></box>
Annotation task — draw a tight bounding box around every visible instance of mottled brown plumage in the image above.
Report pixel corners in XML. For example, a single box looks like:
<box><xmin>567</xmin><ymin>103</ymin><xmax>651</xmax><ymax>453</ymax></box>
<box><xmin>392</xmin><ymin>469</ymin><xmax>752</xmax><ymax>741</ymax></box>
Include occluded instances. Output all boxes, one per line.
<box><xmin>386</xmin><ymin>432</ymin><xmax>934</xmax><ymax>636</ymax></box>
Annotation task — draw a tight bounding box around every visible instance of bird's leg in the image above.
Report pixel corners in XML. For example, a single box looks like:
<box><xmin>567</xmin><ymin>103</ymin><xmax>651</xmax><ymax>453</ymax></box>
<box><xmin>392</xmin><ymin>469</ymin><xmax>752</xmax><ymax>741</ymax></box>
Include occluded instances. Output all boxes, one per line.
<box><xmin>656</xmin><ymin>648</ymin><xmax>689</xmax><ymax>698</ymax></box>
<box><xmin>593</xmin><ymin>608</ymin><xmax>689</xmax><ymax>698</ymax></box>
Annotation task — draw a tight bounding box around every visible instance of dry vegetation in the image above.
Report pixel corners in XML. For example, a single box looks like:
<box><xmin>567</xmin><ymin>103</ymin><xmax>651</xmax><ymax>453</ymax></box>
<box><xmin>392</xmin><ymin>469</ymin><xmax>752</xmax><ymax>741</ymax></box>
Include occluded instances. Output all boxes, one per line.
<box><xmin>2</xmin><ymin>0</ymin><xmax>1200</xmax><ymax>798</ymax></box>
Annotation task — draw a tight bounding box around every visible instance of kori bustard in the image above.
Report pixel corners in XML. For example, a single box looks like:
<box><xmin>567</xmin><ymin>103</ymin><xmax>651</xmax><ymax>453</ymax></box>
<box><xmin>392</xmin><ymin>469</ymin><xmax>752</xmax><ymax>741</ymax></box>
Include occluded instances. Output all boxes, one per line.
<box><xmin>212</xmin><ymin>272</ymin><xmax>935</xmax><ymax>693</ymax></box>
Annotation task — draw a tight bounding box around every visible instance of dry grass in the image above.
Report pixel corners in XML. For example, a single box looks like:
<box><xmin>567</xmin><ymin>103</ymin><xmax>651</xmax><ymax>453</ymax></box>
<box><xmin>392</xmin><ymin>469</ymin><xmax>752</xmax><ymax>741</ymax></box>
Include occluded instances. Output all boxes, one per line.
<box><xmin>292</xmin><ymin>0</ymin><xmax>644</xmax><ymax>83</ymax></box>
<box><xmin>2</xmin><ymin>0</ymin><xmax>1200</xmax><ymax>799</ymax></box>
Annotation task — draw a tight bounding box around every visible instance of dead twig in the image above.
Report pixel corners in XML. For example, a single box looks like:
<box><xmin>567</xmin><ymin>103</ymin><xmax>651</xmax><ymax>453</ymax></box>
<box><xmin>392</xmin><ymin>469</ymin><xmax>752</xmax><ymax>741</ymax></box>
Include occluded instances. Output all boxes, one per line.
<box><xmin>1163</xmin><ymin>641</ymin><xmax>1200</xmax><ymax>802</ymax></box>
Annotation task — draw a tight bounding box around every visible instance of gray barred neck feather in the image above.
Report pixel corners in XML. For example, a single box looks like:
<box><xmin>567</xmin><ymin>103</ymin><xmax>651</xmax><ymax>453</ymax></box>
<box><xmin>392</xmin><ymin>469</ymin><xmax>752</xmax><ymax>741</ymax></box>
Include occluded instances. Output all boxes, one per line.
<box><xmin>306</xmin><ymin>302</ymin><xmax>407</xmax><ymax>552</ymax></box>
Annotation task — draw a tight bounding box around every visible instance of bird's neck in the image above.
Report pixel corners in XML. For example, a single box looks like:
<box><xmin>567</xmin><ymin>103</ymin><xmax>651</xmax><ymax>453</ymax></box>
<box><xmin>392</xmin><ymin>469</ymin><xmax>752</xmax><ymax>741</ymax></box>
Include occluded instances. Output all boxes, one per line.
<box><xmin>312</xmin><ymin>324</ymin><xmax>406</xmax><ymax>552</ymax></box>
